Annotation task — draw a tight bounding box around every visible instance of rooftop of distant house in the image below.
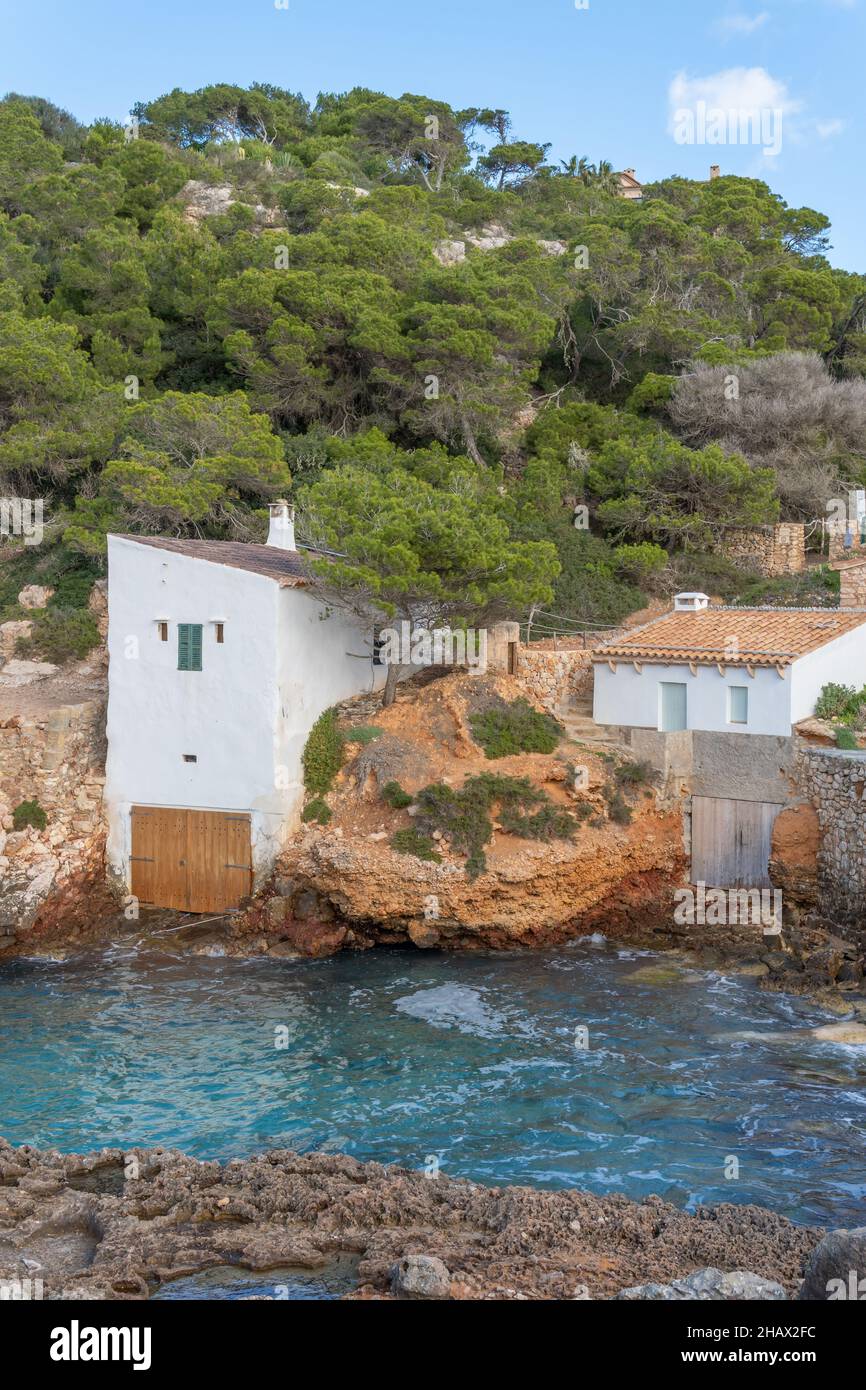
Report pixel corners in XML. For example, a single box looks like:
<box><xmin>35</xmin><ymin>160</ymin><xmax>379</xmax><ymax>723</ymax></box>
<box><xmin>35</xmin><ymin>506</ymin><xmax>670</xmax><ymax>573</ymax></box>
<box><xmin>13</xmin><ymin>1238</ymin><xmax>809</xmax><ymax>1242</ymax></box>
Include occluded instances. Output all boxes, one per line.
<box><xmin>113</xmin><ymin>534</ymin><xmax>318</xmax><ymax>587</ymax></box>
<box><xmin>593</xmin><ymin>598</ymin><xmax>866</xmax><ymax>669</ymax></box>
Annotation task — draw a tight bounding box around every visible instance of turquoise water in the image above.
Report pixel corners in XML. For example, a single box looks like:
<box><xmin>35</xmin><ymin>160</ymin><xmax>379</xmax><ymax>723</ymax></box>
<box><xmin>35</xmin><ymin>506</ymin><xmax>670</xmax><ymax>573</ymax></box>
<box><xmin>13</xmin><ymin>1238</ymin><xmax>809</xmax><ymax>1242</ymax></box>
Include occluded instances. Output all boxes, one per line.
<box><xmin>1</xmin><ymin>941</ymin><xmax>865</xmax><ymax>1227</ymax></box>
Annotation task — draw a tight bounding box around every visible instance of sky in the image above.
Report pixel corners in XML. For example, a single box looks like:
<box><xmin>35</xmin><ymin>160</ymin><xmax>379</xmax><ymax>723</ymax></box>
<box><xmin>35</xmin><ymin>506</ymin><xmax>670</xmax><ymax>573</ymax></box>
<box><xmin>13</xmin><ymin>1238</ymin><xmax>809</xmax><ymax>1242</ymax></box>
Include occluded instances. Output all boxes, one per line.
<box><xmin>1</xmin><ymin>0</ymin><xmax>862</xmax><ymax>270</ymax></box>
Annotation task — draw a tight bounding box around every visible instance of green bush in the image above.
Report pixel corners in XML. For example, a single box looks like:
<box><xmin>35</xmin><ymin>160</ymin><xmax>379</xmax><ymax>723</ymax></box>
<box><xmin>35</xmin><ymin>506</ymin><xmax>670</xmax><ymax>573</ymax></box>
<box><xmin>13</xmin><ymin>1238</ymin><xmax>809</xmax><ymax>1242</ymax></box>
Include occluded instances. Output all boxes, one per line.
<box><xmin>16</xmin><ymin>608</ymin><xmax>99</xmax><ymax>664</ymax></box>
<box><xmin>734</xmin><ymin>566</ymin><xmax>839</xmax><ymax>609</ymax></box>
<box><xmin>391</xmin><ymin>828</ymin><xmax>442</xmax><ymax>863</ymax></box>
<box><xmin>469</xmin><ymin>698</ymin><xmax>564</xmax><ymax>760</ymax></box>
<box><xmin>614</xmin><ymin>759</ymin><xmax>656</xmax><ymax>790</ymax></box>
<box><xmin>382</xmin><ymin>780</ymin><xmax>413</xmax><ymax>809</ymax></box>
<box><xmin>302</xmin><ymin>708</ymin><xmax>343</xmax><ymax>796</ymax></box>
<box><xmin>815</xmin><ymin>683</ymin><xmax>857</xmax><ymax>721</ymax></box>
<box><xmin>605</xmin><ymin>791</ymin><xmax>633</xmax><ymax>825</ymax></box>
<box><xmin>415</xmin><ymin>771</ymin><xmax>577</xmax><ymax>879</ymax></box>
<box><xmin>301</xmin><ymin>797</ymin><xmax>332</xmax><ymax>825</ymax></box>
<box><xmin>835</xmin><ymin>727</ymin><xmax>859</xmax><ymax>750</ymax></box>
<box><xmin>344</xmin><ymin>725</ymin><xmax>383</xmax><ymax>746</ymax></box>
<box><xmin>12</xmin><ymin>799</ymin><xmax>47</xmax><ymax>831</ymax></box>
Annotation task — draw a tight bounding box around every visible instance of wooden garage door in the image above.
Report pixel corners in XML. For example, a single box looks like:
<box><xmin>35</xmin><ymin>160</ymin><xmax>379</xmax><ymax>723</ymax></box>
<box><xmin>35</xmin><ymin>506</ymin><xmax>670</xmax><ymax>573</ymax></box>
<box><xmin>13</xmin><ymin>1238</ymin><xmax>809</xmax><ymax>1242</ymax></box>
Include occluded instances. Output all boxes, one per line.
<box><xmin>691</xmin><ymin>796</ymin><xmax>782</xmax><ymax>889</ymax></box>
<box><xmin>131</xmin><ymin>807</ymin><xmax>252</xmax><ymax>912</ymax></box>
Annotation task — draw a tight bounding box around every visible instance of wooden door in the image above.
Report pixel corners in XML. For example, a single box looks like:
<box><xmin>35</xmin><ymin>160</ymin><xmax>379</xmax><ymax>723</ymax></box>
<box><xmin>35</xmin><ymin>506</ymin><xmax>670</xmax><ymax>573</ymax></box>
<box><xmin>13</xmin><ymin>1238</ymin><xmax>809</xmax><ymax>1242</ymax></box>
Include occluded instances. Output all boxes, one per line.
<box><xmin>130</xmin><ymin>807</ymin><xmax>252</xmax><ymax>912</ymax></box>
<box><xmin>691</xmin><ymin>796</ymin><xmax>782</xmax><ymax>889</ymax></box>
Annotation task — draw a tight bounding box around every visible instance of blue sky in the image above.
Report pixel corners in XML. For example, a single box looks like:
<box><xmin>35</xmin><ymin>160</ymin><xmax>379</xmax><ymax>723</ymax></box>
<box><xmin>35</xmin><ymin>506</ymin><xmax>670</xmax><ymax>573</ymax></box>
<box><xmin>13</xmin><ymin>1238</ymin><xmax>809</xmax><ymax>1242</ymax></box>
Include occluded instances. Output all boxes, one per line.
<box><xmin>1</xmin><ymin>0</ymin><xmax>862</xmax><ymax>270</ymax></box>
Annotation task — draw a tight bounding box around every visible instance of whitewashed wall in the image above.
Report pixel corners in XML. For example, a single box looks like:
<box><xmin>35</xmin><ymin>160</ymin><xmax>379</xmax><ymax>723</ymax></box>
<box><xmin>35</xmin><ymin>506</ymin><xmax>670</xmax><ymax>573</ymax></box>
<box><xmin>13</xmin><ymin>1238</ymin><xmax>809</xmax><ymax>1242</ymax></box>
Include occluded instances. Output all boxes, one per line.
<box><xmin>593</xmin><ymin>659</ymin><xmax>793</xmax><ymax>736</ymax></box>
<box><xmin>790</xmin><ymin>625</ymin><xmax>866</xmax><ymax>723</ymax></box>
<box><xmin>105</xmin><ymin>537</ymin><xmax>384</xmax><ymax>888</ymax></box>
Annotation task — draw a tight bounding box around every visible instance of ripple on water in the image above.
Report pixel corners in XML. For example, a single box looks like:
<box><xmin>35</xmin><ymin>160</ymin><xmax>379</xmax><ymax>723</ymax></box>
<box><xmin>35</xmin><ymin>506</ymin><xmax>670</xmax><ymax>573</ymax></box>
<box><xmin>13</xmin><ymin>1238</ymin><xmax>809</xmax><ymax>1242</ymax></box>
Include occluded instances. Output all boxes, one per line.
<box><xmin>0</xmin><ymin>943</ymin><xmax>864</xmax><ymax>1227</ymax></box>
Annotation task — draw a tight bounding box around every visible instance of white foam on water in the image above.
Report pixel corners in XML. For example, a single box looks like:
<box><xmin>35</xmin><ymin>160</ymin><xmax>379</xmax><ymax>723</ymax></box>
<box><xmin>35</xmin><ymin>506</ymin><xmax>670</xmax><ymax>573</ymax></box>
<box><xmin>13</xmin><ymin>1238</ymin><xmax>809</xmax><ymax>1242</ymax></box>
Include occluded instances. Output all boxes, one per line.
<box><xmin>394</xmin><ymin>984</ymin><xmax>508</xmax><ymax>1037</ymax></box>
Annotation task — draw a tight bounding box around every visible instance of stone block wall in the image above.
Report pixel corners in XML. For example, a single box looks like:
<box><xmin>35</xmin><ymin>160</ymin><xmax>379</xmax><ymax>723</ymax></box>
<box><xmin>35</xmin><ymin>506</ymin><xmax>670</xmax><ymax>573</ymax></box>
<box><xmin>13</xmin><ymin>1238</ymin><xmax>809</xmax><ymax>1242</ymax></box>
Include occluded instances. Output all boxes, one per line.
<box><xmin>834</xmin><ymin>561</ymin><xmax>866</xmax><ymax>608</ymax></box>
<box><xmin>826</xmin><ymin>522</ymin><xmax>866</xmax><ymax>563</ymax></box>
<box><xmin>716</xmin><ymin>524</ymin><xmax>806</xmax><ymax>577</ymax></box>
<box><xmin>514</xmin><ymin>645</ymin><xmax>597</xmax><ymax>714</ymax></box>
<box><xmin>797</xmin><ymin>748</ymin><xmax>866</xmax><ymax>919</ymax></box>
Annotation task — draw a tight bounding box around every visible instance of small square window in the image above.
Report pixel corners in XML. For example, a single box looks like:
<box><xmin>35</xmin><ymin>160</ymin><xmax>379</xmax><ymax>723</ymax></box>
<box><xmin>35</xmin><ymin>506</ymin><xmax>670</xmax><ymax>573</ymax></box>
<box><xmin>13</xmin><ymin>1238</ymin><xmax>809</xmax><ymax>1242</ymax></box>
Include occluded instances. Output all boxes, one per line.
<box><xmin>157</xmin><ymin>622</ymin><xmax>168</xmax><ymax>642</ymax></box>
<box><xmin>728</xmin><ymin>686</ymin><xmax>748</xmax><ymax>725</ymax></box>
<box><xmin>215</xmin><ymin>622</ymin><xmax>224</xmax><ymax>644</ymax></box>
<box><xmin>182</xmin><ymin>754</ymin><xmax>197</xmax><ymax>763</ymax></box>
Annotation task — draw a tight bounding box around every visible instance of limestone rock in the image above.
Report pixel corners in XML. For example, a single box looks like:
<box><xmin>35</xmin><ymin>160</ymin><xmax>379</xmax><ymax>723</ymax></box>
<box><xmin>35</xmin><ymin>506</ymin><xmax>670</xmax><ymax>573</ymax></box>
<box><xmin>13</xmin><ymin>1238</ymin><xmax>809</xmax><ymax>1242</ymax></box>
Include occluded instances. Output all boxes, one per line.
<box><xmin>432</xmin><ymin>239</ymin><xmax>466</xmax><ymax>267</ymax></box>
<box><xmin>798</xmin><ymin>1228</ymin><xmax>866</xmax><ymax>1300</ymax></box>
<box><xmin>17</xmin><ymin>585</ymin><xmax>53</xmax><ymax>610</ymax></box>
<box><xmin>616</xmin><ymin>1268</ymin><xmax>787</xmax><ymax>1301</ymax></box>
<box><xmin>0</xmin><ymin>659</ymin><xmax>58</xmax><ymax>686</ymax></box>
<box><xmin>389</xmin><ymin>1254</ymin><xmax>452</xmax><ymax>1300</ymax></box>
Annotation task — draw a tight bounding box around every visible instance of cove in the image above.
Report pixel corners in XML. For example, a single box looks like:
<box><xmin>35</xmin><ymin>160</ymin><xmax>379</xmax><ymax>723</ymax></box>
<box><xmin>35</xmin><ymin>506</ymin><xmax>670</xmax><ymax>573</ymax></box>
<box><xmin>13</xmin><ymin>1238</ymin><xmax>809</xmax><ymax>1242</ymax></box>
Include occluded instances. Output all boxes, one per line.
<box><xmin>1</xmin><ymin>939</ymin><xmax>864</xmax><ymax>1228</ymax></box>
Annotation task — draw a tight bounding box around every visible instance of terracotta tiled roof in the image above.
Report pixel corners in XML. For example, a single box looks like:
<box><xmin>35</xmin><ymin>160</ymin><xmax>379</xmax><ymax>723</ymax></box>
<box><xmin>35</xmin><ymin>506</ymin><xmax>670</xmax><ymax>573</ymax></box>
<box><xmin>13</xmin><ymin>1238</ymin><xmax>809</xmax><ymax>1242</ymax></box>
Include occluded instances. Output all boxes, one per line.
<box><xmin>113</xmin><ymin>534</ymin><xmax>317</xmax><ymax>586</ymax></box>
<box><xmin>593</xmin><ymin>606</ymin><xmax>866</xmax><ymax>669</ymax></box>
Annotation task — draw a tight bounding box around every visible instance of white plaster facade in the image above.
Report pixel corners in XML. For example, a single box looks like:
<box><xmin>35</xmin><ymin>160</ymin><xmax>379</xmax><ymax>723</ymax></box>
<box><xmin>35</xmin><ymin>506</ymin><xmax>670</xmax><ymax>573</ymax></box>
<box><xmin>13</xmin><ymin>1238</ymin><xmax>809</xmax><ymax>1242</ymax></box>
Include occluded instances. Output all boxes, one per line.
<box><xmin>105</xmin><ymin>533</ymin><xmax>383</xmax><ymax>890</ymax></box>
<box><xmin>593</xmin><ymin>609</ymin><xmax>866</xmax><ymax>737</ymax></box>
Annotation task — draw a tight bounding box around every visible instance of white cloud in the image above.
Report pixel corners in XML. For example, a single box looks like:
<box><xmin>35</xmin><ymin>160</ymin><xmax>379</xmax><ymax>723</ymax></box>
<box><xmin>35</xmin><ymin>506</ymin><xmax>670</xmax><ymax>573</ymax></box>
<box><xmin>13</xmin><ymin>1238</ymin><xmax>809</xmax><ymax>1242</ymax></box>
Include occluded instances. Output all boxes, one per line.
<box><xmin>668</xmin><ymin>68</ymin><xmax>803</xmax><ymax>159</ymax></box>
<box><xmin>815</xmin><ymin>117</ymin><xmax>846</xmax><ymax>138</ymax></box>
<box><xmin>713</xmin><ymin>11</ymin><xmax>770</xmax><ymax>37</ymax></box>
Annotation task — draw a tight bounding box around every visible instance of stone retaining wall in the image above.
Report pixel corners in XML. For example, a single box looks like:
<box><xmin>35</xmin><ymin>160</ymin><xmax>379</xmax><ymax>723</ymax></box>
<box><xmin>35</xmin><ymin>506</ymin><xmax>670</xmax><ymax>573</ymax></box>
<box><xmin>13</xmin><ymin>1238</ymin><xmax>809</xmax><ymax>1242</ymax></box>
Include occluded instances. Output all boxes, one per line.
<box><xmin>797</xmin><ymin>748</ymin><xmax>866</xmax><ymax>919</ymax></box>
<box><xmin>716</xmin><ymin>524</ymin><xmax>806</xmax><ymax>577</ymax></box>
<box><xmin>515</xmin><ymin>645</ymin><xmax>596</xmax><ymax>714</ymax></box>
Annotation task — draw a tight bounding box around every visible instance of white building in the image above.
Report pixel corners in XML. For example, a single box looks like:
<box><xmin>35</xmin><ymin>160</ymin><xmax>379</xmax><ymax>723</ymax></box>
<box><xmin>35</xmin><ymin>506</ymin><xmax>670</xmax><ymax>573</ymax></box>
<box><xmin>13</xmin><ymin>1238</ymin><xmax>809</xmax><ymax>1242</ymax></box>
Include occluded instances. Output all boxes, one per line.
<box><xmin>104</xmin><ymin>503</ymin><xmax>384</xmax><ymax>913</ymax></box>
<box><xmin>593</xmin><ymin>593</ymin><xmax>866</xmax><ymax>738</ymax></box>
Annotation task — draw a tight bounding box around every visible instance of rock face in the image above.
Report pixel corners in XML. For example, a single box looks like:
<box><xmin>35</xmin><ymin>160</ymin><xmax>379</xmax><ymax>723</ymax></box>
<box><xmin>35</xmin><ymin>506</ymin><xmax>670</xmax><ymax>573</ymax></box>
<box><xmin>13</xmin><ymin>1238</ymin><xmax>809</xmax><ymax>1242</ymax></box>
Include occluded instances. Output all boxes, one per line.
<box><xmin>616</xmin><ymin>1268</ymin><xmax>788</xmax><ymax>1301</ymax></box>
<box><xmin>178</xmin><ymin>180</ymin><xmax>284</xmax><ymax>228</ymax></box>
<box><xmin>236</xmin><ymin>671</ymin><xmax>686</xmax><ymax>957</ymax></box>
<box><xmin>17</xmin><ymin>584</ymin><xmax>53</xmax><ymax>610</ymax></box>
<box><xmin>0</xmin><ymin>697</ymin><xmax>118</xmax><ymax>950</ymax></box>
<box><xmin>798</xmin><ymin>1228</ymin><xmax>866</xmax><ymax>1300</ymax></box>
<box><xmin>0</xmin><ymin>1140</ymin><xmax>820</xmax><ymax>1301</ymax></box>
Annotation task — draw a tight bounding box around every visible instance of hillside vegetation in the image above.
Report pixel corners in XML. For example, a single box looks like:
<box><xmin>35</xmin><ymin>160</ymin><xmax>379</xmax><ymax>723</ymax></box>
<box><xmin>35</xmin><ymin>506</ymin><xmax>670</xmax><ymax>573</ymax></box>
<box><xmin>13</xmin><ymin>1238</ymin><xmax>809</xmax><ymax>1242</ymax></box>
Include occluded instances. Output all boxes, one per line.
<box><xmin>1</xmin><ymin>82</ymin><xmax>865</xmax><ymax>641</ymax></box>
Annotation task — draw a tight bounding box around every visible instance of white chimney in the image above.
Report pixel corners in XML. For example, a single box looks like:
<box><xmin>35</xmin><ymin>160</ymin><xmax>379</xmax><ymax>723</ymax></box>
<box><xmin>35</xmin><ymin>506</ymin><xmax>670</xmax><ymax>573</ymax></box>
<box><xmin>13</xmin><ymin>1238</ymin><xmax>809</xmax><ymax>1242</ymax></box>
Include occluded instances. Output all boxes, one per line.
<box><xmin>267</xmin><ymin>499</ymin><xmax>296</xmax><ymax>551</ymax></box>
<box><xmin>674</xmin><ymin>592</ymin><xmax>710</xmax><ymax>612</ymax></box>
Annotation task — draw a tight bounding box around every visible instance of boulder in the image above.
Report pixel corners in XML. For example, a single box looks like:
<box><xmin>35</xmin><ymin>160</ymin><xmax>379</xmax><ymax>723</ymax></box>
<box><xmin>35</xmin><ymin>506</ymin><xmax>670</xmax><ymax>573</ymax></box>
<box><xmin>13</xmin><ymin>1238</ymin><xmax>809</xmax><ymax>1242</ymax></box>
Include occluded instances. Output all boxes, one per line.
<box><xmin>615</xmin><ymin>1268</ymin><xmax>787</xmax><ymax>1301</ymax></box>
<box><xmin>0</xmin><ymin>659</ymin><xmax>58</xmax><ymax>686</ymax></box>
<box><xmin>432</xmin><ymin>239</ymin><xmax>466</xmax><ymax>267</ymax></box>
<box><xmin>798</xmin><ymin>1228</ymin><xmax>866</xmax><ymax>1300</ymax></box>
<box><xmin>17</xmin><ymin>585</ymin><xmax>53</xmax><ymax>610</ymax></box>
<box><xmin>389</xmin><ymin>1254</ymin><xmax>452</xmax><ymax>1300</ymax></box>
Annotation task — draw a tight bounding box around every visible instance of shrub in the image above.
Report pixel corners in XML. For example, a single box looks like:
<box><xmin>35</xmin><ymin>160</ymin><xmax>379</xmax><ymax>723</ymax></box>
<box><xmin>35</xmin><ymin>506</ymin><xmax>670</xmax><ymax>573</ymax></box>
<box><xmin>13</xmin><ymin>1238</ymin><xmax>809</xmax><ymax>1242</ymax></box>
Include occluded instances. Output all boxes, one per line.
<box><xmin>815</xmin><ymin>683</ymin><xmax>857</xmax><ymax>721</ymax></box>
<box><xmin>391</xmin><ymin>828</ymin><xmax>442</xmax><ymax>863</ymax></box>
<box><xmin>469</xmin><ymin>698</ymin><xmax>564</xmax><ymax>759</ymax></box>
<box><xmin>302</xmin><ymin>708</ymin><xmax>343</xmax><ymax>796</ymax></box>
<box><xmin>605</xmin><ymin>791</ymin><xmax>633</xmax><ymax>825</ymax></box>
<box><xmin>835</xmin><ymin>727</ymin><xmax>859</xmax><ymax>750</ymax></box>
<box><xmin>382</xmin><ymin>780</ymin><xmax>413</xmax><ymax>809</ymax></box>
<box><xmin>344</xmin><ymin>725</ymin><xmax>383</xmax><ymax>746</ymax></box>
<box><xmin>415</xmin><ymin>772</ymin><xmax>577</xmax><ymax>878</ymax></box>
<box><xmin>16</xmin><ymin>608</ymin><xmax>99</xmax><ymax>664</ymax></box>
<box><xmin>301</xmin><ymin>797</ymin><xmax>332</xmax><ymax>825</ymax></box>
<box><xmin>614</xmin><ymin>760</ymin><xmax>656</xmax><ymax>790</ymax></box>
<box><xmin>12</xmin><ymin>799</ymin><xmax>47</xmax><ymax>831</ymax></box>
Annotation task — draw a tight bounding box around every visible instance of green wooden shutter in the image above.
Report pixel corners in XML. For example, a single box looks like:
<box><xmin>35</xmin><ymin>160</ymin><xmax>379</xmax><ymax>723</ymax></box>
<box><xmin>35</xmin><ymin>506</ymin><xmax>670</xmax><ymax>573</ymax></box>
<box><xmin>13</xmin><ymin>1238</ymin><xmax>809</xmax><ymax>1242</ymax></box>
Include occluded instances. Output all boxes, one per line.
<box><xmin>178</xmin><ymin>624</ymin><xmax>203</xmax><ymax>671</ymax></box>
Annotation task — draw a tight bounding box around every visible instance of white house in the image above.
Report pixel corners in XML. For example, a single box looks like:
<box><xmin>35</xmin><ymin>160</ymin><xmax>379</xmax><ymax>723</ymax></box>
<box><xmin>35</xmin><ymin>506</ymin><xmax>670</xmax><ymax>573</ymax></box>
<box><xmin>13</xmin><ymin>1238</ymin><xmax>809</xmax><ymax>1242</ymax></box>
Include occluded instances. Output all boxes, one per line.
<box><xmin>104</xmin><ymin>503</ymin><xmax>384</xmax><ymax>913</ymax></box>
<box><xmin>592</xmin><ymin>593</ymin><xmax>866</xmax><ymax>738</ymax></box>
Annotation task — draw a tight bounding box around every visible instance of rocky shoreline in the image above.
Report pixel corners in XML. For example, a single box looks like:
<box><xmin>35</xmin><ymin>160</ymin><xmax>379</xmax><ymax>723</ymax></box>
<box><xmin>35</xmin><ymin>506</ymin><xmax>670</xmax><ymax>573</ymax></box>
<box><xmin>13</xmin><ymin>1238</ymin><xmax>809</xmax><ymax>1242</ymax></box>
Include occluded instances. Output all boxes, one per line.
<box><xmin>0</xmin><ymin>1139</ymin><xmax>856</xmax><ymax>1302</ymax></box>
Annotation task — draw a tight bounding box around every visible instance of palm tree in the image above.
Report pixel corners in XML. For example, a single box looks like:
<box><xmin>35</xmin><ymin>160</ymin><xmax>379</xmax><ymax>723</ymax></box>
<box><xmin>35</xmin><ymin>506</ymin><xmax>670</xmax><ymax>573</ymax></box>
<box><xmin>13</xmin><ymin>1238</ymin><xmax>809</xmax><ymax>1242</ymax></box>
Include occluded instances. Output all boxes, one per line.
<box><xmin>560</xmin><ymin>154</ymin><xmax>590</xmax><ymax>181</ymax></box>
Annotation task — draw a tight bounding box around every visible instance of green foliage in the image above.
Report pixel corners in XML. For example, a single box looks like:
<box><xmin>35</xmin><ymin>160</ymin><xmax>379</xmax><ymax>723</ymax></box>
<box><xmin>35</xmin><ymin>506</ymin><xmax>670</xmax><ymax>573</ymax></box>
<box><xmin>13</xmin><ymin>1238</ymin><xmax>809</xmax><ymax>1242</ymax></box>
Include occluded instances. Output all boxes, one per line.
<box><xmin>16</xmin><ymin>607</ymin><xmax>99</xmax><ymax>663</ymax></box>
<box><xmin>815</xmin><ymin>683</ymin><xmax>857</xmax><ymax>721</ymax></box>
<box><xmin>835</xmin><ymin>728</ymin><xmax>859</xmax><ymax>750</ymax></box>
<box><xmin>415</xmin><ymin>771</ymin><xmax>576</xmax><ymax>878</ymax></box>
<box><xmin>302</xmin><ymin>707</ymin><xmax>343</xmax><ymax>796</ymax></box>
<box><xmin>12</xmin><ymin>799</ymin><xmax>47</xmax><ymax>831</ymax></box>
<box><xmin>469</xmin><ymin>698</ymin><xmax>563</xmax><ymax>759</ymax></box>
<box><xmin>301</xmin><ymin>797</ymin><xmax>332</xmax><ymax>825</ymax></box>
<box><xmin>604</xmin><ymin>789</ymin><xmax>633</xmax><ymax>825</ymax></box>
<box><xmin>391</xmin><ymin>827</ymin><xmax>442</xmax><ymax>862</ymax></box>
<box><xmin>614</xmin><ymin>759</ymin><xmax>656</xmax><ymax>790</ymax></box>
<box><xmin>344</xmin><ymin>725</ymin><xmax>383</xmax><ymax>746</ymax></box>
<box><xmin>732</xmin><ymin>566</ymin><xmax>839</xmax><ymax>609</ymax></box>
<box><xmin>382</xmin><ymin>780</ymin><xmax>413</xmax><ymax>809</ymax></box>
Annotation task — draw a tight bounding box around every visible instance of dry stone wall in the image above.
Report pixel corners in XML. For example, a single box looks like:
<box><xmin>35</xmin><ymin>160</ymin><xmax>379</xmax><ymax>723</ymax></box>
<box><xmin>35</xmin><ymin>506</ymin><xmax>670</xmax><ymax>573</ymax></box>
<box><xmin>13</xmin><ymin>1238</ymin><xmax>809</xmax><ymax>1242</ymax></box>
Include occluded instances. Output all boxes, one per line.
<box><xmin>716</xmin><ymin>524</ymin><xmax>806</xmax><ymax>577</ymax></box>
<box><xmin>797</xmin><ymin>748</ymin><xmax>866</xmax><ymax>920</ymax></box>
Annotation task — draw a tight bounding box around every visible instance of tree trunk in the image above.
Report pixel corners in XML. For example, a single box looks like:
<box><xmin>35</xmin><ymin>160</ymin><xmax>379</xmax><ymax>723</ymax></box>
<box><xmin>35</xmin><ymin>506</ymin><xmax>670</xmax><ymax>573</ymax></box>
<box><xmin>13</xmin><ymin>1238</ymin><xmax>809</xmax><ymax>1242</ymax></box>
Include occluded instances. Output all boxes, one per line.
<box><xmin>382</xmin><ymin>662</ymin><xmax>403</xmax><ymax>707</ymax></box>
